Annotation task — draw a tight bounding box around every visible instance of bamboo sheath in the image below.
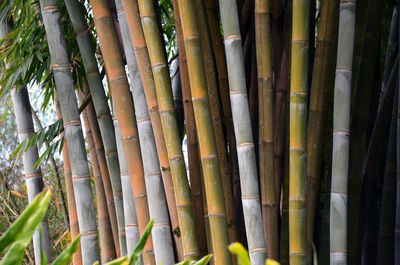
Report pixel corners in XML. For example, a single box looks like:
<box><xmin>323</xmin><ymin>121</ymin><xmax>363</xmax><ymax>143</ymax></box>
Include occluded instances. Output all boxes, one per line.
<box><xmin>89</xmin><ymin>1</ymin><xmax>156</xmax><ymax>263</ymax></box>
<box><xmin>289</xmin><ymin>0</ymin><xmax>309</xmax><ymax>264</ymax></box>
<box><xmin>115</xmin><ymin>0</ymin><xmax>175</xmax><ymax>262</ymax></box>
<box><xmin>330</xmin><ymin>1</ymin><xmax>355</xmax><ymax>264</ymax></box>
<box><xmin>306</xmin><ymin>0</ymin><xmax>339</xmax><ymax>260</ymax></box>
<box><xmin>113</xmin><ymin>103</ymin><xmax>140</xmax><ymax>254</ymax></box>
<box><xmin>39</xmin><ymin>1</ymin><xmax>100</xmax><ymax>263</ymax></box>
<box><xmin>55</xmin><ymin>93</ymin><xmax>83</xmax><ymax>265</ymax></box>
<box><xmin>193</xmin><ymin>0</ymin><xmax>238</xmax><ymax>246</ymax></box>
<box><xmin>176</xmin><ymin>0</ymin><xmax>233</xmax><ymax>264</ymax></box>
<box><xmin>118</xmin><ymin>0</ymin><xmax>184</xmax><ymax>259</ymax></box>
<box><xmin>79</xmin><ymin>90</ymin><xmax>117</xmax><ymax>262</ymax></box>
<box><xmin>0</xmin><ymin>21</ymin><xmax>53</xmax><ymax>264</ymax></box>
<box><xmin>136</xmin><ymin>0</ymin><xmax>200</xmax><ymax>260</ymax></box>
<box><xmin>11</xmin><ymin>86</ymin><xmax>53</xmax><ymax>264</ymax></box>
<box><xmin>255</xmin><ymin>0</ymin><xmax>278</xmax><ymax>260</ymax></box>
<box><xmin>218</xmin><ymin>0</ymin><xmax>267</xmax><ymax>264</ymax></box>
<box><xmin>63</xmin><ymin>0</ymin><xmax>127</xmax><ymax>255</ymax></box>
<box><xmin>171</xmin><ymin>0</ymin><xmax>207</xmax><ymax>257</ymax></box>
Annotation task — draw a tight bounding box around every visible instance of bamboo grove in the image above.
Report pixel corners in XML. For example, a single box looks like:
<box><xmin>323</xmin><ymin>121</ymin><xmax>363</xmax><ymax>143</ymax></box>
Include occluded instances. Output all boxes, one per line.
<box><xmin>0</xmin><ymin>0</ymin><xmax>399</xmax><ymax>264</ymax></box>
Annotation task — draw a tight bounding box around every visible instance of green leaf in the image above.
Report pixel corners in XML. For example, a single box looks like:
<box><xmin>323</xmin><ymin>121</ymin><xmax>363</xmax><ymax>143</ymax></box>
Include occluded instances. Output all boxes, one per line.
<box><xmin>265</xmin><ymin>259</ymin><xmax>280</xmax><ymax>265</ymax></box>
<box><xmin>228</xmin><ymin>242</ymin><xmax>250</xmax><ymax>265</ymax></box>
<box><xmin>51</xmin><ymin>234</ymin><xmax>81</xmax><ymax>265</ymax></box>
<box><xmin>0</xmin><ymin>241</ymin><xmax>26</xmax><ymax>265</ymax></box>
<box><xmin>175</xmin><ymin>260</ymin><xmax>192</xmax><ymax>265</ymax></box>
<box><xmin>0</xmin><ymin>190</ymin><xmax>51</xmax><ymax>255</ymax></box>
<box><xmin>129</xmin><ymin>219</ymin><xmax>154</xmax><ymax>265</ymax></box>
<box><xmin>103</xmin><ymin>256</ymin><xmax>128</xmax><ymax>265</ymax></box>
<box><xmin>193</xmin><ymin>254</ymin><xmax>212</xmax><ymax>265</ymax></box>
<box><xmin>40</xmin><ymin>226</ymin><xmax>48</xmax><ymax>265</ymax></box>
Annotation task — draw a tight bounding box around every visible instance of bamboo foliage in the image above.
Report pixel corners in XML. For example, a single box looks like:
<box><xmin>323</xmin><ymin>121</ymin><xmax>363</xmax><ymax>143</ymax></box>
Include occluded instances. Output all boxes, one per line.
<box><xmin>136</xmin><ymin>0</ymin><xmax>200</xmax><ymax>260</ymax></box>
<box><xmin>176</xmin><ymin>0</ymin><xmax>233</xmax><ymax>264</ymax></box>
<box><xmin>218</xmin><ymin>0</ymin><xmax>267</xmax><ymax>264</ymax></box>
<box><xmin>330</xmin><ymin>1</ymin><xmax>356</xmax><ymax>264</ymax></box>
<box><xmin>289</xmin><ymin>0</ymin><xmax>309</xmax><ymax>264</ymax></box>
<box><xmin>254</xmin><ymin>0</ymin><xmax>278</xmax><ymax>260</ymax></box>
<box><xmin>89</xmin><ymin>0</ymin><xmax>156</xmax><ymax>263</ymax></box>
<box><xmin>39</xmin><ymin>0</ymin><xmax>100</xmax><ymax>263</ymax></box>
<box><xmin>114</xmin><ymin>0</ymin><xmax>175</xmax><ymax>262</ymax></box>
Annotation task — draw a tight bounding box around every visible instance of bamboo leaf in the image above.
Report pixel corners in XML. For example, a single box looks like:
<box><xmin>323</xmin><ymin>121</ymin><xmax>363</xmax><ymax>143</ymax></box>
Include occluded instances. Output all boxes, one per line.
<box><xmin>129</xmin><ymin>219</ymin><xmax>154</xmax><ymax>265</ymax></box>
<box><xmin>103</xmin><ymin>256</ymin><xmax>128</xmax><ymax>265</ymax></box>
<box><xmin>265</xmin><ymin>259</ymin><xmax>280</xmax><ymax>265</ymax></box>
<box><xmin>228</xmin><ymin>243</ymin><xmax>250</xmax><ymax>265</ymax></box>
<box><xmin>51</xmin><ymin>234</ymin><xmax>81</xmax><ymax>265</ymax></box>
<box><xmin>193</xmin><ymin>254</ymin><xmax>212</xmax><ymax>265</ymax></box>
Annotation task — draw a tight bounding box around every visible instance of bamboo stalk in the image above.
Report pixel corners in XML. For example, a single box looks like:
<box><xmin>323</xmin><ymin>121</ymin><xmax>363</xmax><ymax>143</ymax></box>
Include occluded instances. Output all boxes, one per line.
<box><xmin>55</xmin><ymin>92</ymin><xmax>83</xmax><ymax>265</ymax></box>
<box><xmin>306</xmin><ymin>0</ymin><xmax>339</xmax><ymax>260</ymax></box>
<box><xmin>193</xmin><ymin>0</ymin><xmax>238</xmax><ymax>246</ymax></box>
<box><xmin>112</xmin><ymin>102</ymin><xmax>140</xmax><ymax>254</ymax></box>
<box><xmin>136</xmin><ymin>0</ymin><xmax>200</xmax><ymax>260</ymax></box>
<box><xmin>255</xmin><ymin>0</ymin><xmax>278</xmax><ymax>259</ymax></box>
<box><xmin>289</xmin><ymin>0</ymin><xmax>310</xmax><ymax>264</ymax></box>
<box><xmin>218</xmin><ymin>0</ymin><xmax>267</xmax><ymax>263</ymax></box>
<box><xmin>118</xmin><ymin>0</ymin><xmax>184</xmax><ymax>259</ymax></box>
<box><xmin>39</xmin><ymin>1</ymin><xmax>100</xmax><ymax>263</ymax></box>
<box><xmin>114</xmin><ymin>0</ymin><xmax>175</xmax><ymax>262</ymax></box>
<box><xmin>330</xmin><ymin>2</ymin><xmax>355</xmax><ymax>264</ymax></box>
<box><xmin>176</xmin><ymin>0</ymin><xmax>233</xmax><ymax>263</ymax></box>
<box><xmin>89</xmin><ymin>1</ymin><xmax>156</xmax><ymax>263</ymax></box>
<box><xmin>170</xmin><ymin>0</ymin><xmax>207</xmax><ymax>257</ymax></box>
<box><xmin>79</xmin><ymin>90</ymin><xmax>117</xmax><ymax>262</ymax></box>
<box><xmin>63</xmin><ymin>0</ymin><xmax>127</xmax><ymax>255</ymax></box>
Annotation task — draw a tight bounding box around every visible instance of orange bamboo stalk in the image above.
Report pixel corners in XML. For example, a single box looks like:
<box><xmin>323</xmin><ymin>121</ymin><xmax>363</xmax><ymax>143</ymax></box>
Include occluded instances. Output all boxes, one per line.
<box><xmin>90</xmin><ymin>1</ymin><xmax>155</xmax><ymax>263</ymax></box>
<box><xmin>55</xmin><ymin>92</ymin><xmax>83</xmax><ymax>265</ymax></box>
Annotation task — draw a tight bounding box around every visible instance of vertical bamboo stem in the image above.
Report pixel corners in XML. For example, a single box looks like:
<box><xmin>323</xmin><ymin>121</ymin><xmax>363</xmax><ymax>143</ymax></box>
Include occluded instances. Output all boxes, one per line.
<box><xmin>137</xmin><ymin>0</ymin><xmax>200</xmax><ymax>260</ymax></box>
<box><xmin>289</xmin><ymin>0</ymin><xmax>310</xmax><ymax>264</ymax></box>
<box><xmin>89</xmin><ymin>0</ymin><xmax>156</xmax><ymax>263</ymax></box>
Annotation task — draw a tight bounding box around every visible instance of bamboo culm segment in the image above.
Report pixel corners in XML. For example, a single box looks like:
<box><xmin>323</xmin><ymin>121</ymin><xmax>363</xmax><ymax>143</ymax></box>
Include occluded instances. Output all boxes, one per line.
<box><xmin>289</xmin><ymin>0</ymin><xmax>309</xmax><ymax>264</ymax></box>
<box><xmin>255</xmin><ymin>0</ymin><xmax>278</xmax><ymax>260</ymax></box>
<box><xmin>218</xmin><ymin>0</ymin><xmax>267</xmax><ymax>264</ymax></box>
<box><xmin>330</xmin><ymin>1</ymin><xmax>356</xmax><ymax>264</ymax></box>
<box><xmin>137</xmin><ymin>0</ymin><xmax>200</xmax><ymax>260</ymax></box>
<box><xmin>119</xmin><ymin>0</ymin><xmax>184</xmax><ymax>259</ymax></box>
<box><xmin>63</xmin><ymin>0</ymin><xmax>127</xmax><ymax>255</ymax></box>
<box><xmin>176</xmin><ymin>0</ymin><xmax>232</xmax><ymax>264</ymax></box>
<box><xmin>115</xmin><ymin>0</ymin><xmax>175</xmax><ymax>262</ymax></box>
<box><xmin>55</xmin><ymin>92</ymin><xmax>83</xmax><ymax>265</ymax></box>
<box><xmin>79</xmin><ymin>91</ymin><xmax>117</xmax><ymax>262</ymax></box>
<box><xmin>113</xmin><ymin>103</ymin><xmax>140</xmax><ymax>254</ymax></box>
<box><xmin>39</xmin><ymin>2</ymin><xmax>100</xmax><ymax>264</ymax></box>
<box><xmin>89</xmin><ymin>1</ymin><xmax>156</xmax><ymax>263</ymax></box>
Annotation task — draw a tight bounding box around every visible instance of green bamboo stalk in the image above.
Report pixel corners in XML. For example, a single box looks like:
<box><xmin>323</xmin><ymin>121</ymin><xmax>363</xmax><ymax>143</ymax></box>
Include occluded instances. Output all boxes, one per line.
<box><xmin>118</xmin><ymin>0</ymin><xmax>184</xmax><ymax>259</ymax></box>
<box><xmin>55</xmin><ymin>92</ymin><xmax>83</xmax><ymax>265</ymax></box>
<box><xmin>255</xmin><ymin>0</ymin><xmax>278</xmax><ymax>259</ymax></box>
<box><xmin>176</xmin><ymin>0</ymin><xmax>233</xmax><ymax>263</ymax></box>
<box><xmin>136</xmin><ymin>0</ymin><xmax>200</xmax><ymax>260</ymax></box>
<box><xmin>289</xmin><ymin>0</ymin><xmax>309</xmax><ymax>264</ymax></box>
<box><xmin>38</xmin><ymin>1</ymin><xmax>100</xmax><ymax>263</ymax></box>
<box><xmin>330</xmin><ymin>1</ymin><xmax>355</xmax><ymax>264</ymax></box>
<box><xmin>114</xmin><ymin>0</ymin><xmax>175</xmax><ymax>262</ymax></box>
<box><xmin>0</xmin><ymin>19</ymin><xmax>53</xmax><ymax>265</ymax></box>
<box><xmin>218</xmin><ymin>0</ymin><xmax>267</xmax><ymax>263</ymax></box>
<box><xmin>306</xmin><ymin>0</ymin><xmax>339</xmax><ymax>260</ymax></box>
<box><xmin>63</xmin><ymin>0</ymin><xmax>127</xmax><ymax>255</ymax></box>
<box><xmin>112</xmin><ymin>101</ymin><xmax>140</xmax><ymax>254</ymax></box>
<box><xmin>79</xmin><ymin>90</ymin><xmax>117</xmax><ymax>262</ymax></box>
<box><xmin>171</xmin><ymin>0</ymin><xmax>207</xmax><ymax>256</ymax></box>
<box><xmin>89</xmin><ymin>1</ymin><xmax>156</xmax><ymax>263</ymax></box>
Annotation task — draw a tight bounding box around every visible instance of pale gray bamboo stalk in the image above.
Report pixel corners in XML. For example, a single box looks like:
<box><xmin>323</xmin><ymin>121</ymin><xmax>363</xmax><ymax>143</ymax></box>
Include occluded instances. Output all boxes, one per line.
<box><xmin>63</xmin><ymin>0</ymin><xmax>127</xmax><ymax>255</ymax></box>
<box><xmin>39</xmin><ymin>1</ymin><xmax>100</xmax><ymax>263</ymax></box>
<box><xmin>330</xmin><ymin>1</ymin><xmax>356</xmax><ymax>264</ymax></box>
<box><xmin>113</xmin><ymin>102</ymin><xmax>140</xmax><ymax>254</ymax></box>
<box><xmin>115</xmin><ymin>1</ymin><xmax>175</xmax><ymax>262</ymax></box>
<box><xmin>0</xmin><ymin>19</ymin><xmax>53</xmax><ymax>265</ymax></box>
<box><xmin>218</xmin><ymin>0</ymin><xmax>267</xmax><ymax>264</ymax></box>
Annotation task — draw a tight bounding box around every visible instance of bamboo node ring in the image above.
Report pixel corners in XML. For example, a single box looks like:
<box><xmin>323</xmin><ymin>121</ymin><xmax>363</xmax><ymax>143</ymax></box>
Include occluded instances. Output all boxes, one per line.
<box><xmin>25</xmin><ymin>173</ymin><xmax>42</xmax><ymax>179</ymax></box>
<box><xmin>249</xmin><ymin>248</ymin><xmax>267</xmax><ymax>253</ymax></box>
<box><xmin>64</xmin><ymin>120</ymin><xmax>81</xmax><ymax>128</ymax></box>
<box><xmin>50</xmin><ymin>64</ymin><xmax>72</xmax><ymax>72</ymax></box>
<box><xmin>224</xmin><ymin>35</ymin><xmax>241</xmax><ymax>41</ymax></box>
<box><xmin>43</xmin><ymin>5</ymin><xmax>58</xmax><ymax>11</ymax></box>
